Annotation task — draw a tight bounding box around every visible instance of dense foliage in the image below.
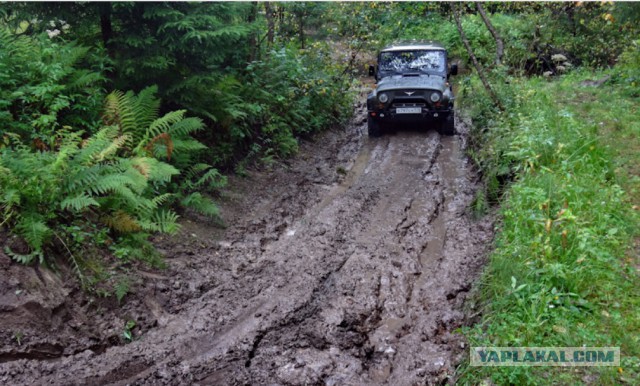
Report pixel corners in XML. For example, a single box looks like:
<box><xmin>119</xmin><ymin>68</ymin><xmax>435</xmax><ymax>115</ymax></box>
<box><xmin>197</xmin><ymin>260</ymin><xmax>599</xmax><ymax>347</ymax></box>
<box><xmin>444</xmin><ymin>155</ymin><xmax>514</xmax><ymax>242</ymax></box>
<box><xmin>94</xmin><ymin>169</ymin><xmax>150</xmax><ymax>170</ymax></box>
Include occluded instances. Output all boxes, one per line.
<box><xmin>0</xmin><ymin>3</ymin><xmax>355</xmax><ymax>288</ymax></box>
<box><xmin>0</xmin><ymin>28</ymin><xmax>106</xmax><ymax>146</ymax></box>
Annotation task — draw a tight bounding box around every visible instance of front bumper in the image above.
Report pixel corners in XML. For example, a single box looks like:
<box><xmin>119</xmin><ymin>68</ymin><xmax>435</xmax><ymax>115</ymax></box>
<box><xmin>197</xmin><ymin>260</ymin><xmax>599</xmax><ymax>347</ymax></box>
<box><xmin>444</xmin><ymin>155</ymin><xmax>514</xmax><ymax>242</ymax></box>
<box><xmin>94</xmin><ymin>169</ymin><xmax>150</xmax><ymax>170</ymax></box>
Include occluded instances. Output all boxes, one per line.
<box><xmin>368</xmin><ymin>106</ymin><xmax>452</xmax><ymax>123</ymax></box>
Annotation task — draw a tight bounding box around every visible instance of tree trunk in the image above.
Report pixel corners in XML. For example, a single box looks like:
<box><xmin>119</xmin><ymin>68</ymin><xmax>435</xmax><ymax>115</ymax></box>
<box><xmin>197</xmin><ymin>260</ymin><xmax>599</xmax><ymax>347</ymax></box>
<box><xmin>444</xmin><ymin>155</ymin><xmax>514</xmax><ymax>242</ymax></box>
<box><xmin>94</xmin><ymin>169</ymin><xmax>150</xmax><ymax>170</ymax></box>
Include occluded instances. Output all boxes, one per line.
<box><xmin>99</xmin><ymin>3</ymin><xmax>113</xmax><ymax>57</ymax></box>
<box><xmin>476</xmin><ymin>3</ymin><xmax>504</xmax><ymax>66</ymax></box>
<box><xmin>247</xmin><ymin>1</ymin><xmax>258</xmax><ymax>62</ymax></box>
<box><xmin>264</xmin><ymin>2</ymin><xmax>275</xmax><ymax>47</ymax></box>
<box><xmin>298</xmin><ymin>13</ymin><xmax>305</xmax><ymax>49</ymax></box>
<box><xmin>98</xmin><ymin>3</ymin><xmax>115</xmax><ymax>84</ymax></box>
<box><xmin>453</xmin><ymin>5</ymin><xmax>504</xmax><ymax>111</ymax></box>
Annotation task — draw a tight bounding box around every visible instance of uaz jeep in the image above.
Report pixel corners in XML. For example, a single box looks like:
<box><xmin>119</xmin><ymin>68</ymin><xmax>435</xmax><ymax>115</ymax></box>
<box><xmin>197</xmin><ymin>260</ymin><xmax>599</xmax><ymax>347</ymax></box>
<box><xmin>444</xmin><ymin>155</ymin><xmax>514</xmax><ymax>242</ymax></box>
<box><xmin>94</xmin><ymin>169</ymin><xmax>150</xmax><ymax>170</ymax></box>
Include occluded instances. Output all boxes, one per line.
<box><xmin>367</xmin><ymin>41</ymin><xmax>458</xmax><ymax>136</ymax></box>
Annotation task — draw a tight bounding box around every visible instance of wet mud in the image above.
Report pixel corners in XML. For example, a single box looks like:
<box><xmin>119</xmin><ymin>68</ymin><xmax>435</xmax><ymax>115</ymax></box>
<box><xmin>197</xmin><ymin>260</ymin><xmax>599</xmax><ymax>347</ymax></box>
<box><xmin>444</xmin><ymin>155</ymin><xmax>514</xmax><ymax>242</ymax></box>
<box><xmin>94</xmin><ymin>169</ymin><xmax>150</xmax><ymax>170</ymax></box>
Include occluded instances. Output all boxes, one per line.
<box><xmin>0</xmin><ymin>95</ymin><xmax>493</xmax><ymax>385</ymax></box>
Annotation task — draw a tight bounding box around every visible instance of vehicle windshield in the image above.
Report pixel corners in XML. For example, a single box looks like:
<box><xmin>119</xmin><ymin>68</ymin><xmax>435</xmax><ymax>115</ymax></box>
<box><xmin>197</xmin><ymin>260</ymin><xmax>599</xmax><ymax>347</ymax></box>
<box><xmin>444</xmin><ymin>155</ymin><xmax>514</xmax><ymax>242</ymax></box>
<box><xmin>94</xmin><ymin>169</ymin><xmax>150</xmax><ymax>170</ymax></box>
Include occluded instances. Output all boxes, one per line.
<box><xmin>379</xmin><ymin>50</ymin><xmax>446</xmax><ymax>74</ymax></box>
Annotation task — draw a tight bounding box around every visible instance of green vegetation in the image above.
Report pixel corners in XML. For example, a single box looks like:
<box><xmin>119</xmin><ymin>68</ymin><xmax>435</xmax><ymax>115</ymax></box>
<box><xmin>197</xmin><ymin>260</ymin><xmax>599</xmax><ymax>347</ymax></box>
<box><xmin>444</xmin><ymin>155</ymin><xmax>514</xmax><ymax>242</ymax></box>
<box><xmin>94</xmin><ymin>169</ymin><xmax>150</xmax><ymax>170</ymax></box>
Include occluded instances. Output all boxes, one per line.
<box><xmin>1</xmin><ymin>3</ymin><xmax>638</xmax><ymax>383</ymax></box>
<box><xmin>459</xmin><ymin>69</ymin><xmax>639</xmax><ymax>385</ymax></box>
<box><xmin>456</xmin><ymin>27</ymin><xmax>640</xmax><ymax>386</ymax></box>
<box><xmin>0</xmin><ymin>3</ymin><xmax>354</xmax><ymax>293</ymax></box>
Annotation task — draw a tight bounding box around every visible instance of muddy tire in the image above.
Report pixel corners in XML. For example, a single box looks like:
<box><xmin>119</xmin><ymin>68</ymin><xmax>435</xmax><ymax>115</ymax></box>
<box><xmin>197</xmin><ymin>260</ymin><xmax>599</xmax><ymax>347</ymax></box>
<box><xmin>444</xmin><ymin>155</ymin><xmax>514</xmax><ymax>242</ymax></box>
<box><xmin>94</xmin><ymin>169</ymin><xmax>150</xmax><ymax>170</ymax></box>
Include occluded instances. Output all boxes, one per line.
<box><xmin>368</xmin><ymin>116</ymin><xmax>383</xmax><ymax>137</ymax></box>
<box><xmin>437</xmin><ymin>112</ymin><xmax>456</xmax><ymax>136</ymax></box>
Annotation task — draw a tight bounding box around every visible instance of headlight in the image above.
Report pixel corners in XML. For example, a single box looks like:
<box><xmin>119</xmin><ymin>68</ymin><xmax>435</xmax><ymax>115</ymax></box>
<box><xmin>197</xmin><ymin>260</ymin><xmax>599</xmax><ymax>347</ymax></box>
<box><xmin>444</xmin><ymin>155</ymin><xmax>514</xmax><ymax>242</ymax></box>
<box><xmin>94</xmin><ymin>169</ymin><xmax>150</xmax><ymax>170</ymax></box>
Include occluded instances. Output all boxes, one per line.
<box><xmin>378</xmin><ymin>93</ymin><xmax>389</xmax><ymax>103</ymax></box>
<box><xmin>430</xmin><ymin>92</ymin><xmax>441</xmax><ymax>103</ymax></box>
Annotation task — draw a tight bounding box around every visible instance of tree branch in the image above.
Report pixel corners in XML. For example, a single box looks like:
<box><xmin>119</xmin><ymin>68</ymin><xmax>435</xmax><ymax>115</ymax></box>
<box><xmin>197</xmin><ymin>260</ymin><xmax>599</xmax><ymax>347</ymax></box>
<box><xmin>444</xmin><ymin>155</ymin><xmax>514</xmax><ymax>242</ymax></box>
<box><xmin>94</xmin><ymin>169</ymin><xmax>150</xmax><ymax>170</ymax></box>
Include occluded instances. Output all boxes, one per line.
<box><xmin>476</xmin><ymin>3</ymin><xmax>504</xmax><ymax>67</ymax></box>
<box><xmin>453</xmin><ymin>4</ymin><xmax>504</xmax><ymax>111</ymax></box>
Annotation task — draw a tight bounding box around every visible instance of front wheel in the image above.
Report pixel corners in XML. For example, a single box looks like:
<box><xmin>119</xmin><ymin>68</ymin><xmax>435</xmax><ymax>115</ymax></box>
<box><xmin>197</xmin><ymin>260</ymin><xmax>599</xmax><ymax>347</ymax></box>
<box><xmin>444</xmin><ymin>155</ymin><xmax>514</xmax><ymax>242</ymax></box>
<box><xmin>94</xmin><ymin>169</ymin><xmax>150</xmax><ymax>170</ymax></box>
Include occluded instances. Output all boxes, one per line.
<box><xmin>368</xmin><ymin>116</ymin><xmax>383</xmax><ymax>137</ymax></box>
<box><xmin>437</xmin><ymin>112</ymin><xmax>456</xmax><ymax>135</ymax></box>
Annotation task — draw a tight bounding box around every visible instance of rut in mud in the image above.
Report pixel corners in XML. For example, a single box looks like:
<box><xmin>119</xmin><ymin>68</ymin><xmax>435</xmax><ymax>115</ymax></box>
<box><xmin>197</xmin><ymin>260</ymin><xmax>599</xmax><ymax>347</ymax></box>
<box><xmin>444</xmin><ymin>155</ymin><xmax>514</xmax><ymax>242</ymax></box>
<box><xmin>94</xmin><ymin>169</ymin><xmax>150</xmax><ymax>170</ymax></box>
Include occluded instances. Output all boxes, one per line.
<box><xmin>0</xmin><ymin>102</ymin><xmax>494</xmax><ymax>385</ymax></box>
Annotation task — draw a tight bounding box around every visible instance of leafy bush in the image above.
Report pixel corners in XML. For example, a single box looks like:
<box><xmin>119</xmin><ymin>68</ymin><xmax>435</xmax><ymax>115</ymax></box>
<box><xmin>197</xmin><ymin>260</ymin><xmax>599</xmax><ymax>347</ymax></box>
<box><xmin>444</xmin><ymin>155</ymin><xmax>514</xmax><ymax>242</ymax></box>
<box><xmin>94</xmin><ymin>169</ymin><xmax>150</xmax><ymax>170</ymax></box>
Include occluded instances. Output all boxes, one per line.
<box><xmin>102</xmin><ymin>86</ymin><xmax>227</xmax><ymax>219</ymax></box>
<box><xmin>204</xmin><ymin>45</ymin><xmax>355</xmax><ymax>166</ymax></box>
<box><xmin>1</xmin><ymin>127</ymin><xmax>179</xmax><ymax>266</ymax></box>
<box><xmin>0</xmin><ymin>28</ymin><xmax>107</xmax><ymax>146</ymax></box>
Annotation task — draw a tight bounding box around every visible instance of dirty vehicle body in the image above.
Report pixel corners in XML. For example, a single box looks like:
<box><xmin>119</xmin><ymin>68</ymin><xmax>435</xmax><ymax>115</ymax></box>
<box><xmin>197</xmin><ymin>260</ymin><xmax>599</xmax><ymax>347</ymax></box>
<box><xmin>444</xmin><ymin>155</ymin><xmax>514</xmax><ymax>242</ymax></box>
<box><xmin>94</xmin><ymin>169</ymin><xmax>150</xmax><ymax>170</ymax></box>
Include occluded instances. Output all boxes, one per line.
<box><xmin>367</xmin><ymin>42</ymin><xmax>458</xmax><ymax>136</ymax></box>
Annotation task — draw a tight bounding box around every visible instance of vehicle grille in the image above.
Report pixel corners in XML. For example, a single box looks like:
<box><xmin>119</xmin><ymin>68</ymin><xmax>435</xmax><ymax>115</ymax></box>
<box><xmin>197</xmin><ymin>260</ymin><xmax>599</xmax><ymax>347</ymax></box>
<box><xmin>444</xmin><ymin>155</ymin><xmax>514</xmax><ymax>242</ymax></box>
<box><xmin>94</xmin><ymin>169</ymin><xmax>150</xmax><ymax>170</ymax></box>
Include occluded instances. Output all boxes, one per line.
<box><xmin>392</xmin><ymin>98</ymin><xmax>427</xmax><ymax>108</ymax></box>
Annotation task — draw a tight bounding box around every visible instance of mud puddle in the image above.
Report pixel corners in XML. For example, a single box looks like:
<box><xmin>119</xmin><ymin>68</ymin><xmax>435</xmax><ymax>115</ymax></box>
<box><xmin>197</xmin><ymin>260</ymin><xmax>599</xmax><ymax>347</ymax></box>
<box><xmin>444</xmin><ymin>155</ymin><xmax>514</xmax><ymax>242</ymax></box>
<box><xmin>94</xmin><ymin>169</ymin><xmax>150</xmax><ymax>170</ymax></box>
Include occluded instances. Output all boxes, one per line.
<box><xmin>0</xmin><ymin>101</ymin><xmax>493</xmax><ymax>385</ymax></box>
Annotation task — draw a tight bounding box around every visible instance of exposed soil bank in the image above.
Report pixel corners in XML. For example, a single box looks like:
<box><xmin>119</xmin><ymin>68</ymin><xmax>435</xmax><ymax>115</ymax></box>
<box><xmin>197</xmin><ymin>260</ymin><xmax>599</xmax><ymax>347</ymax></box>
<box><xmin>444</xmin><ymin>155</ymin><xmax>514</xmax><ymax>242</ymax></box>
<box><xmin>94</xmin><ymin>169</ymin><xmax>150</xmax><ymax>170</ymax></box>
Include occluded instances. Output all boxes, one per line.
<box><xmin>0</xmin><ymin>91</ymin><xmax>493</xmax><ymax>385</ymax></box>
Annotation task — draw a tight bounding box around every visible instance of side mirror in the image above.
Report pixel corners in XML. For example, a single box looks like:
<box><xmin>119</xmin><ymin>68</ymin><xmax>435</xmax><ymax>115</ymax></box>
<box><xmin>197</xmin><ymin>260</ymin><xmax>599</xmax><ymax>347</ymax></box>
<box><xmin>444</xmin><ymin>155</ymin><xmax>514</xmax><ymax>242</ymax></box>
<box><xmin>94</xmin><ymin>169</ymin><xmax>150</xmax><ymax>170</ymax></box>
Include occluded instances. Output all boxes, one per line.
<box><xmin>450</xmin><ymin>63</ymin><xmax>458</xmax><ymax>76</ymax></box>
<box><xmin>368</xmin><ymin>65</ymin><xmax>375</xmax><ymax>77</ymax></box>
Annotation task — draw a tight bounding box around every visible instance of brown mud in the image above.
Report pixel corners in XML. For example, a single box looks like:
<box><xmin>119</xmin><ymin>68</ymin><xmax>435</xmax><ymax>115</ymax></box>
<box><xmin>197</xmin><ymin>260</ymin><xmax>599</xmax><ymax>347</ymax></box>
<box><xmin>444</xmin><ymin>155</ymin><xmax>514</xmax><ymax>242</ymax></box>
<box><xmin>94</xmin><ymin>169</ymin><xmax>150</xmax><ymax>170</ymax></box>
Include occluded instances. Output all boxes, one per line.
<box><xmin>0</xmin><ymin>89</ymin><xmax>494</xmax><ymax>385</ymax></box>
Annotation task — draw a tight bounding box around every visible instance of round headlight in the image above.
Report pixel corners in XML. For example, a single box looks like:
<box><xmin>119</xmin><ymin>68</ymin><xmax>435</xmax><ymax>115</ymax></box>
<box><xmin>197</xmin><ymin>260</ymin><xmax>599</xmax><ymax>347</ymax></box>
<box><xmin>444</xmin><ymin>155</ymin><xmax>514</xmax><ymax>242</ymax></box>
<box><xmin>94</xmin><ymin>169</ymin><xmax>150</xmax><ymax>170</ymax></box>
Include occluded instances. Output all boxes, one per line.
<box><xmin>430</xmin><ymin>92</ymin><xmax>441</xmax><ymax>103</ymax></box>
<box><xmin>378</xmin><ymin>93</ymin><xmax>389</xmax><ymax>103</ymax></box>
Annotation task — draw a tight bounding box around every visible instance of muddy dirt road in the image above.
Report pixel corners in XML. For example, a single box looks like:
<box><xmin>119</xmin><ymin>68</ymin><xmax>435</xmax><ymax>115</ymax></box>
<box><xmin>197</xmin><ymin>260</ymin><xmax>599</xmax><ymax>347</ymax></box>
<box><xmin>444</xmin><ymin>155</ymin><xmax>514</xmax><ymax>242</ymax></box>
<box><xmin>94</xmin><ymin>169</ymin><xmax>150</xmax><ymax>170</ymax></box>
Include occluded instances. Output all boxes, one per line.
<box><xmin>0</xmin><ymin>102</ymin><xmax>493</xmax><ymax>385</ymax></box>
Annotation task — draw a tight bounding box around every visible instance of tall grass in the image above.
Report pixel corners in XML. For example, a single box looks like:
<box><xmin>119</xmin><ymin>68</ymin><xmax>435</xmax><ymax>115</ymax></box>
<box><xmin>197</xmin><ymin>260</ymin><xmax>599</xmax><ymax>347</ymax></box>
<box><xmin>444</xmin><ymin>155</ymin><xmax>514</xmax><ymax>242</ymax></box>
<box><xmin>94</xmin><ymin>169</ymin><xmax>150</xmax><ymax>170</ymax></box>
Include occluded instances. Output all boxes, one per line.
<box><xmin>457</xmin><ymin>66</ymin><xmax>640</xmax><ymax>384</ymax></box>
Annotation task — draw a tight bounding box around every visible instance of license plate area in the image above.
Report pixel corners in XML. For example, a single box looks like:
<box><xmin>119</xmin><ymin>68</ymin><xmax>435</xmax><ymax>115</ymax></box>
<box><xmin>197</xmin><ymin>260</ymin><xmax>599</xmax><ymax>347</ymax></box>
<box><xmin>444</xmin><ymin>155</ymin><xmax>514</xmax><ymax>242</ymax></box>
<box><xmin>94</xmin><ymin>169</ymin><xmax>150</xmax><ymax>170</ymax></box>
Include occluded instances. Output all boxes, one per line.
<box><xmin>396</xmin><ymin>107</ymin><xmax>422</xmax><ymax>114</ymax></box>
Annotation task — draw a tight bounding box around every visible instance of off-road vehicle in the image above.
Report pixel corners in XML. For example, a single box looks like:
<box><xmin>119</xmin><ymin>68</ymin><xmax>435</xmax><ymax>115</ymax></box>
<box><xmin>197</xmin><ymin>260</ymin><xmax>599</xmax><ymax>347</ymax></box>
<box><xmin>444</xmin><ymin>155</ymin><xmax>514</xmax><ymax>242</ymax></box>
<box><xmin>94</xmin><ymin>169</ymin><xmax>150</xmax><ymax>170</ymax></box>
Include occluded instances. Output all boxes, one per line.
<box><xmin>367</xmin><ymin>41</ymin><xmax>458</xmax><ymax>136</ymax></box>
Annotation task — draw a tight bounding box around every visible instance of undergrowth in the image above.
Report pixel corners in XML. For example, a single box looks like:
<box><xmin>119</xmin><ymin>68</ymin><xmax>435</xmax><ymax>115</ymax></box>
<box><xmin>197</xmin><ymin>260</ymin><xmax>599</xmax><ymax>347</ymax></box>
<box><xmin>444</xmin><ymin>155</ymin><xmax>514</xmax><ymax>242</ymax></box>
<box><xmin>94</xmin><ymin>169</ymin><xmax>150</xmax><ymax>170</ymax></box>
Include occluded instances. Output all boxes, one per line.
<box><xmin>456</xmin><ymin>44</ymin><xmax>640</xmax><ymax>384</ymax></box>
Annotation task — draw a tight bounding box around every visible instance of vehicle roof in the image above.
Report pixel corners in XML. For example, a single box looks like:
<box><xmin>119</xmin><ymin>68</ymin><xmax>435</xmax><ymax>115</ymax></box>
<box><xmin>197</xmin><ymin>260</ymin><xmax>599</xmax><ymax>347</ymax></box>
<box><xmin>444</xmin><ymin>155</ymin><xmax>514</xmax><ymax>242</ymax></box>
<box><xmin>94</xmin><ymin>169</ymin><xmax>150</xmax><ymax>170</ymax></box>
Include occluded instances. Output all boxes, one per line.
<box><xmin>381</xmin><ymin>41</ymin><xmax>446</xmax><ymax>52</ymax></box>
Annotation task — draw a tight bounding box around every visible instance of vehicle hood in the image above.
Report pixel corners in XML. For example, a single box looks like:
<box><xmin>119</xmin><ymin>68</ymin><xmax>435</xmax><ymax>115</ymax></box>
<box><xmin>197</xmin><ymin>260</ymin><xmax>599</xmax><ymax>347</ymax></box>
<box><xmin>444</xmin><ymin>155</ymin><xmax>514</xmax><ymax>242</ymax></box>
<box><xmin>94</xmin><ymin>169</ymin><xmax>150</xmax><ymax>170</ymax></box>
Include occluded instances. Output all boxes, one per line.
<box><xmin>376</xmin><ymin>74</ymin><xmax>446</xmax><ymax>93</ymax></box>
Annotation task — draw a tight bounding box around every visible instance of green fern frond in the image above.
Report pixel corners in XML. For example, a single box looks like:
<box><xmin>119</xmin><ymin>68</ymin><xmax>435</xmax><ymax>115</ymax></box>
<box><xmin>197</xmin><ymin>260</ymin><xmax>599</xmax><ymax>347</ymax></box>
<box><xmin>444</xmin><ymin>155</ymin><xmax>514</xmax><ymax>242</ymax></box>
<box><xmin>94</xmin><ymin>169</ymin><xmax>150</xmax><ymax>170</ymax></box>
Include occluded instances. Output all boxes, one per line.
<box><xmin>76</xmin><ymin>126</ymin><xmax>120</xmax><ymax>165</ymax></box>
<box><xmin>104</xmin><ymin>90</ymin><xmax>141</xmax><ymax>136</ymax></box>
<box><xmin>67</xmin><ymin>252</ymin><xmax>85</xmax><ymax>287</ymax></box>
<box><xmin>90</xmin><ymin>174</ymin><xmax>140</xmax><ymax>196</ymax></box>
<box><xmin>133</xmin><ymin>196</ymin><xmax>158</xmax><ymax>217</ymax></box>
<box><xmin>1</xmin><ymin>188</ymin><xmax>20</xmax><ymax>224</ymax></box>
<box><xmin>66</xmin><ymin>69</ymin><xmax>106</xmax><ymax>92</ymax></box>
<box><xmin>146</xmin><ymin>110</ymin><xmax>186</xmax><ymax>138</ymax></box>
<box><xmin>168</xmin><ymin>117</ymin><xmax>204</xmax><ymax>137</ymax></box>
<box><xmin>15</xmin><ymin>215</ymin><xmax>51</xmax><ymax>252</ymax></box>
<box><xmin>169</xmin><ymin>138</ymin><xmax>207</xmax><ymax>153</ymax></box>
<box><xmin>103</xmin><ymin>90</ymin><xmax>125</xmax><ymax>125</ymax></box>
<box><xmin>134</xmin><ymin>86</ymin><xmax>161</xmax><ymax>130</ymax></box>
<box><xmin>51</xmin><ymin>131</ymin><xmax>82</xmax><ymax>171</ymax></box>
<box><xmin>139</xmin><ymin>210</ymin><xmax>180</xmax><ymax>234</ymax></box>
<box><xmin>184</xmin><ymin>163</ymin><xmax>212</xmax><ymax>179</ymax></box>
<box><xmin>152</xmin><ymin>193</ymin><xmax>175</xmax><ymax>207</ymax></box>
<box><xmin>114</xmin><ymin>277</ymin><xmax>130</xmax><ymax>304</ymax></box>
<box><xmin>65</xmin><ymin>165</ymin><xmax>101</xmax><ymax>192</ymax></box>
<box><xmin>60</xmin><ymin>194</ymin><xmax>99</xmax><ymax>212</ymax></box>
<box><xmin>195</xmin><ymin>168</ymin><xmax>227</xmax><ymax>189</ymax></box>
<box><xmin>181</xmin><ymin>192</ymin><xmax>220</xmax><ymax>219</ymax></box>
<box><xmin>94</xmin><ymin>134</ymin><xmax>129</xmax><ymax>162</ymax></box>
<box><xmin>4</xmin><ymin>247</ymin><xmax>42</xmax><ymax>265</ymax></box>
<box><xmin>144</xmin><ymin>158</ymin><xmax>180</xmax><ymax>183</ymax></box>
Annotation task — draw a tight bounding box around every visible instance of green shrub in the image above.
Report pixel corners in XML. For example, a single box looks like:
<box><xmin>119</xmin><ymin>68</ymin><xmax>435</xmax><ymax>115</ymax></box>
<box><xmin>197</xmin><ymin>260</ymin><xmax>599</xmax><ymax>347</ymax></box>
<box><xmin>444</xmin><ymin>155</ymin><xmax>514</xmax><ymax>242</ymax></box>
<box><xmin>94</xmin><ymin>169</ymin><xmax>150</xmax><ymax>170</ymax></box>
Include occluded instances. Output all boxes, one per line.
<box><xmin>103</xmin><ymin>86</ymin><xmax>226</xmax><ymax>220</ymax></box>
<box><xmin>0</xmin><ymin>126</ymin><xmax>179</xmax><ymax>265</ymax></box>
<box><xmin>206</xmin><ymin>45</ymin><xmax>355</xmax><ymax>166</ymax></box>
<box><xmin>0</xmin><ymin>28</ymin><xmax>106</xmax><ymax>146</ymax></box>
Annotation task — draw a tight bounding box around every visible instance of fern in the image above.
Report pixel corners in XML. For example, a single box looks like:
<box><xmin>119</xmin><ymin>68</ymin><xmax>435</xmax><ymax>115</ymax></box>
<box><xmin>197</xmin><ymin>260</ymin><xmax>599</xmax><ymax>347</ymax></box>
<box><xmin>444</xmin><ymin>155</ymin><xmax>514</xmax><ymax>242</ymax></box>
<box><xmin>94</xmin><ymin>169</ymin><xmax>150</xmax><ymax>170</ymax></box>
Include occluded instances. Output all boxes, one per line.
<box><xmin>169</xmin><ymin>117</ymin><xmax>204</xmax><ymax>136</ymax></box>
<box><xmin>15</xmin><ymin>215</ymin><xmax>51</xmax><ymax>252</ymax></box>
<box><xmin>152</xmin><ymin>193</ymin><xmax>175</xmax><ymax>207</ymax></box>
<box><xmin>132</xmin><ymin>86</ymin><xmax>161</xmax><ymax>130</ymax></box>
<box><xmin>60</xmin><ymin>194</ymin><xmax>99</xmax><ymax>212</ymax></box>
<box><xmin>139</xmin><ymin>210</ymin><xmax>180</xmax><ymax>234</ymax></box>
<box><xmin>181</xmin><ymin>192</ymin><xmax>220</xmax><ymax>219</ymax></box>
<box><xmin>146</xmin><ymin>110</ymin><xmax>186</xmax><ymax>138</ymax></box>
<box><xmin>1</xmin><ymin>126</ymin><xmax>185</xmax><ymax>267</ymax></box>
<box><xmin>4</xmin><ymin>247</ymin><xmax>42</xmax><ymax>265</ymax></box>
<box><xmin>114</xmin><ymin>277</ymin><xmax>130</xmax><ymax>304</ymax></box>
<box><xmin>194</xmin><ymin>168</ymin><xmax>227</xmax><ymax>189</ymax></box>
<box><xmin>103</xmin><ymin>211</ymin><xmax>142</xmax><ymax>233</ymax></box>
<box><xmin>142</xmin><ymin>158</ymin><xmax>180</xmax><ymax>182</ymax></box>
<box><xmin>0</xmin><ymin>27</ymin><xmax>106</xmax><ymax>145</ymax></box>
